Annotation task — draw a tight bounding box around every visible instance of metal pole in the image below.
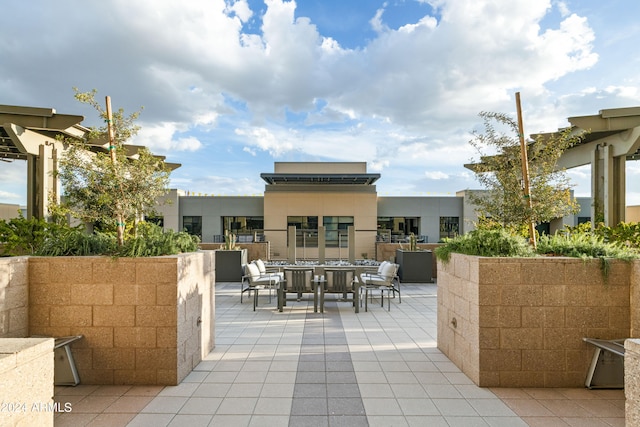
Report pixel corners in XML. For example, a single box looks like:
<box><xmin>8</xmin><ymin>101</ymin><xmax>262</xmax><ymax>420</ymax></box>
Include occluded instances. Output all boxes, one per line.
<box><xmin>515</xmin><ymin>92</ymin><xmax>537</xmax><ymax>249</ymax></box>
<box><xmin>105</xmin><ymin>96</ymin><xmax>124</xmax><ymax>246</ymax></box>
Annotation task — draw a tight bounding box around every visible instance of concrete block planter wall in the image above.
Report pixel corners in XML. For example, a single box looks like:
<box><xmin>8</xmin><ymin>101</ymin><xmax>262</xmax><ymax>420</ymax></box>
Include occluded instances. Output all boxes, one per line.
<box><xmin>0</xmin><ymin>338</ymin><xmax>54</xmax><ymax>426</ymax></box>
<box><xmin>27</xmin><ymin>251</ymin><xmax>215</xmax><ymax>385</ymax></box>
<box><xmin>626</xmin><ymin>339</ymin><xmax>640</xmax><ymax>425</ymax></box>
<box><xmin>0</xmin><ymin>257</ymin><xmax>29</xmax><ymax>338</ymax></box>
<box><xmin>437</xmin><ymin>253</ymin><xmax>639</xmax><ymax>387</ymax></box>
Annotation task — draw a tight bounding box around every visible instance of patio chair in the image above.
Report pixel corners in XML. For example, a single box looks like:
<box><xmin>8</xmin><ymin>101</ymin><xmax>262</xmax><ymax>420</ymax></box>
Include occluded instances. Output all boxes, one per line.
<box><xmin>254</xmin><ymin>259</ymin><xmax>284</xmax><ymax>281</ymax></box>
<box><xmin>360</xmin><ymin>261</ymin><xmax>401</xmax><ymax>300</ymax></box>
<box><xmin>278</xmin><ymin>268</ymin><xmax>317</xmax><ymax>312</ymax></box>
<box><xmin>241</xmin><ymin>262</ymin><xmax>280</xmax><ymax>311</ymax></box>
<box><xmin>360</xmin><ymin>262</ymin><xmax>400</xmax><ymax>311</ymax></box>
<box><xmin>360</xmin><ymin>260</ymin><xmax>389</xmax><ymax>283</ymax></box>
<box><xmin>320</xmin><ymin>269</ymin><xmax>359</xmax><ymax>313</ymax></box>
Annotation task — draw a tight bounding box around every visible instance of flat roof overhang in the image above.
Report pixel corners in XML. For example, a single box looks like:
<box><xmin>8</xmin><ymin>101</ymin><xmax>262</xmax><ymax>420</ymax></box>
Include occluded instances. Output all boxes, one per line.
<box><xmin>0</xmin><ymin>104</ymin><xmax>181</xmax><ymax>169</ymax></box>
<box><xmin>260</xmin><ymin>173</ymin><xmax>381</xmax><ymax>185</ymax></box>
<box><xmin>465</xmin><ymin>106</ymin><xmax>640</xmax><ymax>171</ymax></box>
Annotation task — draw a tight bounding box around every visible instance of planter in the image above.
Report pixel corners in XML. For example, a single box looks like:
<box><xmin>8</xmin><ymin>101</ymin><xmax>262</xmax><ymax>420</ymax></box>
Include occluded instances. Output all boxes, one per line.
<box><xmin>28</xmin><ymin>251</ymin><xmax>215</xmax><ymax>385</ymax></box>
<box><xmin>0</xmin><ymin>338</ymin><xmax>54</xmax><ymax>426</ymax></box>
<box><xmin>437</xmin><ymin>253</ymin><xmax>640</xmax><ymax>387</ymax></box>
<box><xmin>0</xmin><ymin>256</ymin><xmax>29</xmax><ymax>338</ymax></box>
<box><xmin>215</xmin><ymin>249</ymin><xmax>247</xmax><ymax>282</ymax></box>
<box><xmin>396</xmin><ymin>249</ymin><xmax>433</xmax><ymax>282</ymax></box>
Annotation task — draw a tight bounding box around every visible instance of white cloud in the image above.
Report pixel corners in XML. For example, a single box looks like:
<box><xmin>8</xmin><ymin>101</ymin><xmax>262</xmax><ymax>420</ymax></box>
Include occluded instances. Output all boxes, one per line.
<box><xmin>202</xmin><ymin>175</ymin><xmax>262</xmax><ymax>195</ymax></box>
<box><xmin>225</xmin><ymin>0</ymin><xmax>253</xmax><ymax>23</ymax></box>
<box><xmin>0</xmin><ymin>161</ymin><xmax>27</xmax><ymax>203</ymax></box>
<box><xmin>556</xmin><ymin>1</ymin><xmax>570</xmax><ymax>17</ymax></box>
<box><xmin>370</xmin><ymin>6</ymin><xmax>388</xmax><ymax>34</ymax></box>
<box><xmin>0</xmin><ymin>190</ymin><xmax>22</xmax><ymax>200</ymax></box>
<box><xmin>0</xmin><ymin>0</ymin><xmax>602</xmax><ymax>132</ymax></box>
<box><xmin>424</xmin><ymin>171</ymin><xmax>450</xmax><ymax>180</ymax></box>
<box><xmin>132</xmin><ymin>123</ymin><xmax>203</xmax><ymax>153</ymax></box>
<box><xmin>604</xmin><ymin>86</ymin><xmax>639</xmax><ymax>99</ymax></box>
<box><xmin>235</xmin><ymin>126</ymin><xmax>295</xmax><ymax>157</ymax></box>
<box><xmin>2</xmin><ymin>0</ymin><xmax>639</xmax><ymax>204</ymax></box>
<box><xmin>369</xmin><ymin>160</ymin><xmax>390</xmax><ymax>172</ymax></box>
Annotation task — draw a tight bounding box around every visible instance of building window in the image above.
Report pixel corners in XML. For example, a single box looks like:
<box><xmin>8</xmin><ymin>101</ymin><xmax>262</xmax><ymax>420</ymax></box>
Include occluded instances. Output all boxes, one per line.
<box><xmin>183</xmin><ymin>216</ymin><xmax>202</xmax><ymax>238</ymax></box>
<box><xmin>222</xmin><ymin>216</ymin><xmax>264</xmax><ymax>234</ymax></box>
<box><xmin>439</xmin><ymin>216</ymin><xmax>459</xmax><ymax>240</ymax></box>
<box><xmin>287</xmin><ymin>216</ymin><xmax>318</xmax><ymax>247</ymax></box>
<box><xmin>377</xmin><ymin>217</ymin><xmax>420</xmax><ymax>242</ymax></box>
<box><xmin>145</xmin><ymin>215</ymin><xmax>164</xmax><ymax>227</ymax></box>
<box><xmin>323</xmin><ymin>216</ymin><xmax>353</xmax><ymax>247</ymax></box>
<box><xmin>578</xmin><ymin>217</ymin><xmax>591</xmax><ymax>225</ymax></box>
<box><xmin>536</xmin><ymin>222</ymin><xmax>550</xmax><ymax>236</ymax></box>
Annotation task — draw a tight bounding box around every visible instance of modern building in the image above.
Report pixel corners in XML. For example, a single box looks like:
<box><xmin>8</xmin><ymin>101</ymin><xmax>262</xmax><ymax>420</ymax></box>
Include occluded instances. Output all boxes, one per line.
<box><xmin>155</xmin><ymin>161</ymin><xmax>591</xmax><ymax>260</ymax></box>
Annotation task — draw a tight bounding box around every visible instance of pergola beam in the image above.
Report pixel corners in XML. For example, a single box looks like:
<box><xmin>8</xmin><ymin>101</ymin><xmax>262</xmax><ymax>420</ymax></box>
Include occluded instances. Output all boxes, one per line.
<box><xmin>0</xmin><ymin>103</ymin><xmax>181</xmax><ymax>219</ymax></box>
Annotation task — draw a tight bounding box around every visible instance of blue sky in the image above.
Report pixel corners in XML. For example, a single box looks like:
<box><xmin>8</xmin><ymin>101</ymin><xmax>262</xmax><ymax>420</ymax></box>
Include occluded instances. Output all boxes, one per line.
<box><xmin>1</xmin><ymin>0</ymin><xmax>639</xmax><ymax>205</ymax></box>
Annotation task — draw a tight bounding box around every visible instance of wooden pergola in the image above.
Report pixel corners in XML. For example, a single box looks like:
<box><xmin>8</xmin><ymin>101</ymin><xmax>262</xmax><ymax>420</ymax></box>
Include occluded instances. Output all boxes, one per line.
<box><xmin>0</xmin><ymin>104</ymin><xmax>179</xmax><ymax>219</ymax></box>
<box><xmin>541</xmin><ymin>106</ymin><xmax>640</xmax><ymax>226</ymax></box>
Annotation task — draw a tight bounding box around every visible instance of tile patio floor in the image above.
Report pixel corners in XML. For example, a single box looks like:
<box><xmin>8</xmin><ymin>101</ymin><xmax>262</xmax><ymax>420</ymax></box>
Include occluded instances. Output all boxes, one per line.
<box><xmin>54</xmin><ymin>282</ymin><xmax>625</xmax><ymax>426</ymax></box>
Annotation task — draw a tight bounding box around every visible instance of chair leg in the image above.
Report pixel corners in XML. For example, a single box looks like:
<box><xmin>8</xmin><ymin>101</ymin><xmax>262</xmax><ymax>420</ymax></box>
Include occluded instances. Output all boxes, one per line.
<box><xmin>354</xmin><ymin>289</ymin><xmax>359</xmax><ymax>313</ymax></box>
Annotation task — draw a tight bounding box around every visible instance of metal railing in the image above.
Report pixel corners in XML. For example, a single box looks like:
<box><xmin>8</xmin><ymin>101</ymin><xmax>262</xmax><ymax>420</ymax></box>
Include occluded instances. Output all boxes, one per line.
<box><xmin>376</xmin><ymin>231</ymin><xmax>428</xmax><ymax>243</ymax></box>
<box><xmin>212</xmin><ymin>232</ymin><xmax>266</xmax><ymax>243</ymax></box>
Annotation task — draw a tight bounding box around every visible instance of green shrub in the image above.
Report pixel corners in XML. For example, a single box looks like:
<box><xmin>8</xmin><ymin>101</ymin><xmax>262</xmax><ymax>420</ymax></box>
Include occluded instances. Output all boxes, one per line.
<box><xmin>537</xmin><ymin>231</ymin><xmax>639</xmax><ymax>278</ymax></box>
<box><xmin>117</xmin><ymin>223</ymin><xmax>199</xmax><ymax>257</ymax></box>
<box><xmin>0</xmin><ymin>214</ymin><xmax>68</xmax><ymax>256</ymax></box>
<box><xmin>434</xmin><ymin>228</ymin><xmax>535</xmax><ymax>262</ymax></box>
<box><xmin>597</xmin><ymin>222</ymin><xmax>640</xmax><ymax>250</ymax></box>
<box><xmin>37</xmin><ymin>228</ymin><xmax>116</xmax><ymax>256</ymax></box>
<box><xmin>536</xmin><ymin>232</ymin><xmax>638</xmax><ymax>260</ymax></box>
<box><xmin>2</xmin><ymin>216</ymin><xmax>198</xmax><ymax>257</ymax></box>
<box><xmin>435</xmin><ymin>226</ymin><xmax>639</xmax><ymax>280</ymax></box>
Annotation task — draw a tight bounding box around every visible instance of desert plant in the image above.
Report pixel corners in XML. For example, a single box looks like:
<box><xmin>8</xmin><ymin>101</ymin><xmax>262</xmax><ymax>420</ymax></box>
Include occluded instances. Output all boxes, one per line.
<box><xmin>222</xmin><ymin>230</ymin><xmax>240</xmax><ymax>250</ymax></box>
<box><xmin>409</xmin><ymin>233</ymin><xmax>417</xmax><ymax>251</ymax></box>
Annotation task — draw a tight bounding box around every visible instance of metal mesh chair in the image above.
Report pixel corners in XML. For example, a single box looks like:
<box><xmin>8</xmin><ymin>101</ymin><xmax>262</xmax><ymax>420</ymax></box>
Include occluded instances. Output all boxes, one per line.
<box><xmin>320</xmin><ymin>269</ymin><xmax>359</xmax><ymax>313</ymax></box>
<box><xmin>241</xmin><ymin>262</ymin><xmax>280</xmax><ymax>311</ymax></box>
<box><xmin>278</xmin><ymin>268</ymin><xmax>316</xmax><ymax>312</ymax></box>
<box><xmin>360</xmin><ymin>262</ymin><xmax>400</xmax><ymax>311</ymax></box>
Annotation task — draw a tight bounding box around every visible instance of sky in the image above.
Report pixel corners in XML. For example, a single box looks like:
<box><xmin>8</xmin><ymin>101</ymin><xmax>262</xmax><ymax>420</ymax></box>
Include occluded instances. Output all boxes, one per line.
<box><xmin>1</xmin><ymin>0</ymin><xmax>639</xmax><ymax>206</ymax></box>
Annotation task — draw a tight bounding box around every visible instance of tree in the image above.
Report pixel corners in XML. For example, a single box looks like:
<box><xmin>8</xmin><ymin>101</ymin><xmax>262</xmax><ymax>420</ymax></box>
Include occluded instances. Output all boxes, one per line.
<box><xmin>56</xmin><ymin>89</ymin><xmax>171</xmax><ymax>245</ymax></box>
<box><xmin>468</xmin><ymin>111</ymin><xmax>583</xmax><ymax>232</ymax></box>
